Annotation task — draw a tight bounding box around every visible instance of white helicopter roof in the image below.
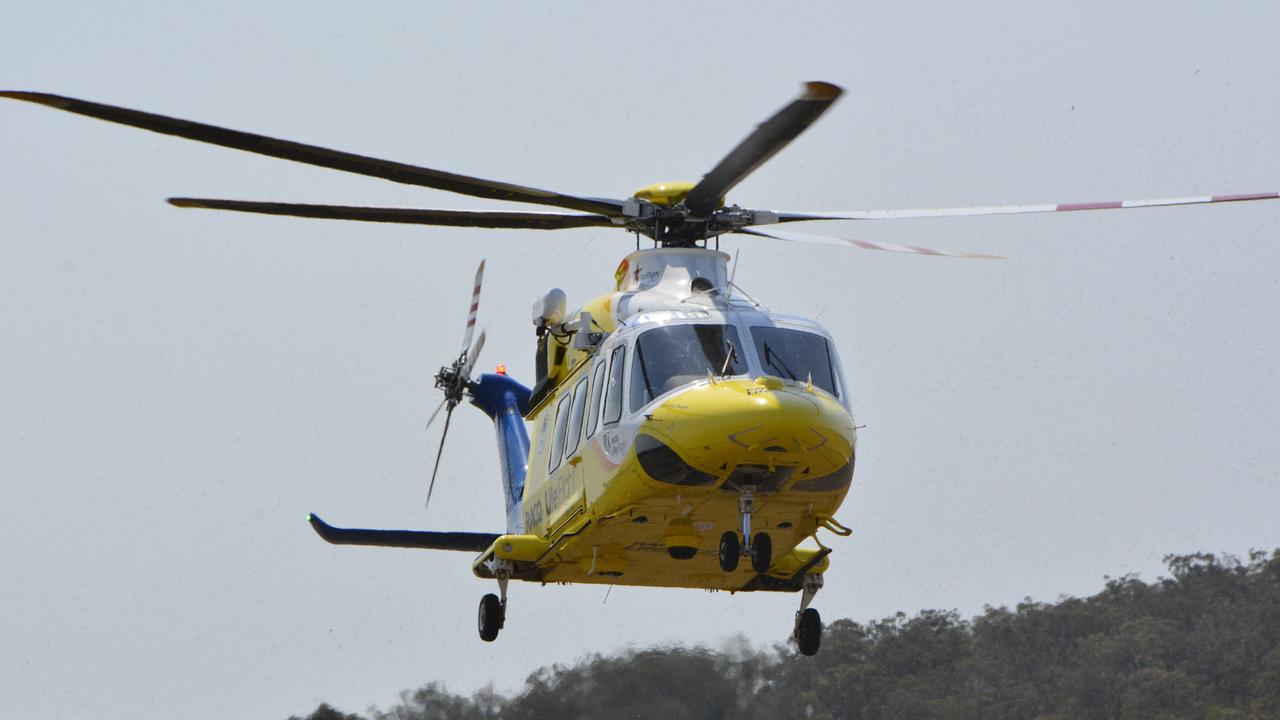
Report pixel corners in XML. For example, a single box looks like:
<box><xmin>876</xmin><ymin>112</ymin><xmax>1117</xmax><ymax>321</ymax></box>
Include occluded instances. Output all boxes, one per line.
<box><xmin>610</xmin><ymin>246</ymin><xmax>835</xmax><ymax>339</ymax></box>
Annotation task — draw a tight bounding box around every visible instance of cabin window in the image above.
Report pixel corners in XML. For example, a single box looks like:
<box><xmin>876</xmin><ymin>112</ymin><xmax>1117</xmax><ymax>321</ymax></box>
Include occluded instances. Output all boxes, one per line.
<box><xmin>750</xmin><ymin>326</ymin><xmax>840</xmax><ymax>397</ymax></box>
<box><xmin>629</xmin><ymin>324</ymin><xmax>746</xmax><ymax>411</ymax></box>
<box><xmin>602</xmin><ymin>345</ymin><xmax>626</xmax><ymax>425</ymax></box>
<box><xmin>564</xmin><ymin>376</ymin><xmax>589</xmax><ymax>459</ymax></box>
<box><xmin>585</xmin><ymin>361</ymin><xmax>607</xmax><ymax>438</ymax></box>
<box><xmin>547</xmin><ymin>393</ymin><xmax>573</xmax><ymax>473</ymax></box>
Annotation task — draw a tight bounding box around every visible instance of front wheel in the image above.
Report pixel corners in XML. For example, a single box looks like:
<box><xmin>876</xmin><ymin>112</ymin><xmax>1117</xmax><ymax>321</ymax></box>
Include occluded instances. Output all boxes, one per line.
<box><xmin>478</xmin><ymin>593</ymin><xmax>503</xmax><ymax>642</ymax></box>
<box><xmin>750</xmin><ymin>532</ymin><xmax>772</xmax><ymax>574</ymax></box>
<box><xmin>718</xmin><ymin>531</ymin><xmax>740</xmax><ymax>572</ymax></box>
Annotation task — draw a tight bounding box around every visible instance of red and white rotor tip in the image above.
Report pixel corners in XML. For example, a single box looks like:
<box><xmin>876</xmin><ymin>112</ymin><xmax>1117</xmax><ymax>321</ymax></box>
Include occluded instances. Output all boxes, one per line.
<box><xmin>461</xmin><ymin>259</ymin><xmax>484</xmax><ymax>352</ymax></box>
<box><xmin>744</xmin><ymin>227</ymin><xmax>1001</xmax><ymax>259</ymax></box>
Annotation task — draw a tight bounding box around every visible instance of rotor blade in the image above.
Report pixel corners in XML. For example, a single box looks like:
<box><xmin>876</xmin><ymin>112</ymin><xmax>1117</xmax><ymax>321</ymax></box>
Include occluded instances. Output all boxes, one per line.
<box><xmin>737</xmin><ymin>227</ymin><xmax>1001</xmax><ymax>259</ymax></box>
<box><xmin>772</xmin><ymin>191</ymin><xmax>1280</xmax><ymax>222</ymax></box>
<box><xmin>462</xmin><ymin>329</ymin><xmax>487</xmax><ymax>379</ymax></box>
<box><xmin>2</xmin><ymin>91</ymin><xmax>627</xmax><ymax>216</ymax></box>
<box><xmin>461</xmin><ymin>261</ymin><xmax>484</xmax><ymax>353</ymax></box>
<box><xmin>425</xmin><ymin>396</ymin><xmax>447</xmax><ymax>432</ymax></box>
<box><xmin>167</xmin><ymin>198</ymin><xmax>618</xmax><ymax>229</ymax></box>
<box><xmin>685</xmin><ymin>82</ymin><xmax>843</xmax><ymax>217</ymax></box>
<box><xmin>425</xmin><ymin>407</ymin><xmax>454</xmax><ymax>510</ymax></box>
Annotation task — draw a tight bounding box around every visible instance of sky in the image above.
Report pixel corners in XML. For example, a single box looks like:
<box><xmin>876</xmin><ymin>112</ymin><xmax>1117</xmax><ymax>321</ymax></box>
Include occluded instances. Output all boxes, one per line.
<box><xmin>2</xmin><ymin>1</ymin><xmax>1279</xmax><ymax>717</ymax></box>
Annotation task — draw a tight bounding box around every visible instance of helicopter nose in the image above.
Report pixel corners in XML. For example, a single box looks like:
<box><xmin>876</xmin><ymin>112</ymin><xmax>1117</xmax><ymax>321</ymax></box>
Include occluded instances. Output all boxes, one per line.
<box><xmin>637</xmin><ymin>377</ymin><xmax>855</xmax><ymax>489</ymax></box>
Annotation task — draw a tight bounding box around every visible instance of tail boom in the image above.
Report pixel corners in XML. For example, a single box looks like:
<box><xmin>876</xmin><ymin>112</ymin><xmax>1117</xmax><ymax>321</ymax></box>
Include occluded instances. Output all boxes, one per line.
<box><xmin>469</xmin><ymin>372</ymin><xmax>532</xmax><ymax>533</ymax></box>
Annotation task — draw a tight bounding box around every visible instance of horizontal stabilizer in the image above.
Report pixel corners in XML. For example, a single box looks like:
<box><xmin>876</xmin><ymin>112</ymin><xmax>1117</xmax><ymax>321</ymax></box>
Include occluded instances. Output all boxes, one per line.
<box><xmin>307</xmin><ymin>513</ymin><xmax>498</xmax><ymax>552</ymax></box>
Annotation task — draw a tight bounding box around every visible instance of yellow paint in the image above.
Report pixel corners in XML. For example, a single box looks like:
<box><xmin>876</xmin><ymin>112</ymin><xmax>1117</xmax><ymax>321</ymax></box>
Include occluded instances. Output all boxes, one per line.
<box><xmin>662</xmin><ymin>517</ymin><xmax>700</xmax><ymax>551</ymax></box>
<box><xmin>613</xmin><ymin>259</ymin><xmax>630</xmax><ymax>289</ymax></box>
<box><xmin>578</xmin><ymin>545</ymin><xmax>628</xmax><ymax>576</ymax></box>
<box><xmin>579</xmin><ymin>293</ymin><xmax>617</xmax><ymax>333</ymax></box>
<box><xmin>492</xmin><ymin>534</ymin><xmax>552</xmax><ymax>562</ymax></box>
<box><xmin>632</xmin><ymin>180</ymin><xmax>698</xmax><ymax>207</ymax></box>
<box><xmin>770</xmin><ymin>546</ymin><xmax>832</xmax><ymax>577</ymax></box>
<box><xmin>476</xmin><ymin>370</ymin><xmax>855</xmax><ymax>593</ymax></box>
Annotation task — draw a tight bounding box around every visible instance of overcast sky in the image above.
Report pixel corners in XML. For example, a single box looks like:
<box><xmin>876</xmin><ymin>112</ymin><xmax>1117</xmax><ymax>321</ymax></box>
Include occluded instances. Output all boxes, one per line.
<box><xmin>3</xmin><ymin>2</ymin><xmax>1279</xmax><ymax>718</ymax></box>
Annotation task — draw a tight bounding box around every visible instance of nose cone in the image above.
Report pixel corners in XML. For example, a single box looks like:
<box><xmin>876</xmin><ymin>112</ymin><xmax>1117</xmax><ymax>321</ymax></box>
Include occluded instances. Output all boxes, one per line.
<box><xmin>641</xmin><ymin>377</ymin><xmax>855</xmax><ymax>487</ymax></box>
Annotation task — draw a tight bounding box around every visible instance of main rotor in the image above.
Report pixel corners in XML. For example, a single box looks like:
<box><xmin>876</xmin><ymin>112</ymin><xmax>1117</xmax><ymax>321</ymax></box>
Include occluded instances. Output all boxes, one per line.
<box><xmin>0</xmin><ymin>81</ymin><xmax>843</xmax><ymax>250</ymax></box>
<box><xmin>4</xmin><ymin>81</ymin><xmax>1275</xmax><ymax>257</ymax></box>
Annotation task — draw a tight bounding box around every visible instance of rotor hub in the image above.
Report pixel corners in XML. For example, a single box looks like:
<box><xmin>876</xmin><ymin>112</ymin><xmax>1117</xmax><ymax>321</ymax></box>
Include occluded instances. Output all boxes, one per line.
<box><xmin>622</xmin><ymin>195</ymin><xmax>778</xmax><ymax>247</ymax></box>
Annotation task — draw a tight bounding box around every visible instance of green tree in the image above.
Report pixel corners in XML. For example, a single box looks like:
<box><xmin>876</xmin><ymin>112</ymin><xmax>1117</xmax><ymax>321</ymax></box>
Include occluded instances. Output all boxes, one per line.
<box><xmin>290</xmin><ymin>550</ymin><xmax>1280</xmax><ymax>720</ymax></box>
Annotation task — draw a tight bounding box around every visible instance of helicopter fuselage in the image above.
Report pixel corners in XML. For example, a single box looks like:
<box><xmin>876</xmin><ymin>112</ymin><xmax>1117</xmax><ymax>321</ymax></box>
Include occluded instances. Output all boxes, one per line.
<box><xmin>472</xmin><ymin>248</ymin><xmax>856</xmax><ymax>593</ymax></box>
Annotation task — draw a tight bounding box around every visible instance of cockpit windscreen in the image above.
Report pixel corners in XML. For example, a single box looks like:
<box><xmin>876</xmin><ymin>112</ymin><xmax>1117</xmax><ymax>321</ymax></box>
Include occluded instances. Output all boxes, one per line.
<box><xmin>751</xmin><ymin>326</ymin><xmax>840</xmax><ymax>397</ymax></box>
<box><xmin>630</xmin><ymin>324</ymin><xmax>746</xmax><ymax>410</ymax></box>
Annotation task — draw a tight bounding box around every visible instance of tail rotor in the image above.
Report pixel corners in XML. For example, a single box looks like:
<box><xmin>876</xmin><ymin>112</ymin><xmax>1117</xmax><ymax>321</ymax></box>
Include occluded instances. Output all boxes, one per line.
<box><xmin>425</xmin><ymin>260</ymin><xmax>487</xmax><ymax>509</ymax></box>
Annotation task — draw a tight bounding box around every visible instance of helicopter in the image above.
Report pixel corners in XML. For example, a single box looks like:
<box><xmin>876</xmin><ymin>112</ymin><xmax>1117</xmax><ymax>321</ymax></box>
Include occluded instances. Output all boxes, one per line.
<box><xmin>4</xmin><ymin>82</ymin><xmax>1276</xmax><ymax>656</ymax></box>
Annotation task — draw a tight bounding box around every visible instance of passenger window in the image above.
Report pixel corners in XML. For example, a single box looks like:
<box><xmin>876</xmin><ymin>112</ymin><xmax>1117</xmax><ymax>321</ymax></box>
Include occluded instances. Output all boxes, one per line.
<box><xmin>564</xmin><ymin>377</ymin><xmax>589</xmax><ymax>459</ymax></box>
<box><xmin>585</xmin><ymin>361</ymin><xmax>607</xmax><ymax>439</ymax></box>
<box><xmin>602</xmin><ymin>345</ymin><xmax>626</xmax><ymax>425</ymax></box>
<box><xmin>547</xmin><ymin>394</ymin><xmax>573</xmax><ymax>473</ymax></box>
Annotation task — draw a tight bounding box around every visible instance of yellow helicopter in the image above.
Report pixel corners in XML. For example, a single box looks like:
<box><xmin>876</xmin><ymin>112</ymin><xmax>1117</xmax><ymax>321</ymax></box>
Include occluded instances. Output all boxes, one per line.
<box><xmin>5</xmin><ymin>82</ymin><xmax>1276</xmax><ymax>656</ymax></box>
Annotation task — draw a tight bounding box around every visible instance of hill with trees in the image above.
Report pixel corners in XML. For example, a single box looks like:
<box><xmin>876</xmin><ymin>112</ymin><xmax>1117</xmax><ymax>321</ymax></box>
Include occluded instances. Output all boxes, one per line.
<box><xmin>290</xmin><ymin>551</ymin><xmax>1280</xmax><ymax>720</ymax></box>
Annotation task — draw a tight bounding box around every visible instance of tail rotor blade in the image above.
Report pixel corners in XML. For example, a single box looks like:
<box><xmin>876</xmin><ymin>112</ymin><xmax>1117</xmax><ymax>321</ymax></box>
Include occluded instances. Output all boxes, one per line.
<box><xmin>425</xmin><ymin>397</ymin><xmax>447</xmax><ymax>432</ymax></box>
<box><xmin>426</xmin><ymin>262</ymin><xmax>486</xmax><ymax>511</ymax></box>
<box><xmin>462</xmin><ymin>329</ymin><xmax>487</xmax><ymax>379</ymax></box>
<box><xmin>425</xmin><ymin>407</ymin><xmax>454</xmax><ymax>510</ymax></box>
<box><xmin>461</xmin><ymin>260</ymin><xmax>485</xmax><ymax>352</ymax></box>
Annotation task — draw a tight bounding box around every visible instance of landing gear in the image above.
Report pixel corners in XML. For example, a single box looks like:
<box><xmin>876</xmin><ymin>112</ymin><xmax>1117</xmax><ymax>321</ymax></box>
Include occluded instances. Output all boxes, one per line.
<box><xmin>478</xmin><ymin>559</ymin><xmax>510</xmax><ymax>643</ymax></box>
<box><xmin>793</xmin><ymin>573</ymin><xmax>824</xmax><ymax>656</ymax></box>
<box><xmin>478</xmin><ymin>593</ymin><xmax>503</xmax><ymax>642</ymax></box>
<box><xmin>718</xmin><ymin>531</ymin><xmax>740</xmax><ymax>572</ymax></box>
<box><xmin>750</xmin><ymin>532</ymin><xmax>772</xmax><ymax>574</ymax></box>
<box><xmin>795</xmin><ymin>608</ymin><xmax>821</xmax><ymax>656</ymax></box>
<box><xmin>718</xmin><ymin>487</ymin><xmax>773</xmax><ymax>574</ymax></box>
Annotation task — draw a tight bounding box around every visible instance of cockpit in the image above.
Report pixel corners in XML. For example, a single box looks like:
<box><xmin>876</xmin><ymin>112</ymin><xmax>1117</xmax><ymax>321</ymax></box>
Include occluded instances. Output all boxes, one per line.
<box><xmin>622</xmin><ymin>317</ymin><xmax>846</xmax><ymax>415</ymax></box>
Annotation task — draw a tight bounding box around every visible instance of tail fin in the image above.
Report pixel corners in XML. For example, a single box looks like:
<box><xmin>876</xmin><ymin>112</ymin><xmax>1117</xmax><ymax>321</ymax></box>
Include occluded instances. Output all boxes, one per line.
<box><xmin>469</xmin><ymin>372</ymin><xmax>531</xmax><ymax>533</ymax></box>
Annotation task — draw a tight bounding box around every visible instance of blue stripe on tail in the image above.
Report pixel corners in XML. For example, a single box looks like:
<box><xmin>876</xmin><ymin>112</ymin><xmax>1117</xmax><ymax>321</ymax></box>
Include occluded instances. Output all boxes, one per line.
<box><xmin>469</xmin><ymin>373</ymin><xmax>531</xmax><ymax>534</ymax></box>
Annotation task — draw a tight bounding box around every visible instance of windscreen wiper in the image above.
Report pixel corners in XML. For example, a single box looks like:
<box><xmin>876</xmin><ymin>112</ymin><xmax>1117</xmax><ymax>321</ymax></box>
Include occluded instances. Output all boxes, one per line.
<box><xmin>762</xmin><ymin>343</ymin><xmax>797</xmax><ymax>380</ymax></box>
<box><xmin>635</xmin><ymin>342</ymin><xmax>657</xmax><ymax>402</ymax></box>
<box><xmin>719</xmin><ymin>339</ymin><xmax>739</xmax><ymax>376</ymax></box>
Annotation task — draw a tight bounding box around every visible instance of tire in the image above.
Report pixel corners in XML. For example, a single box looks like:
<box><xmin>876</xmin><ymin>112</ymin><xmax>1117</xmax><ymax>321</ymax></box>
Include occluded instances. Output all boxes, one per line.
<box><xmin>478</xmin><ymin>593</ymin><xmax>502</xmax><ymax>642</ymax></box>
<box><xmin>750</xmin><ymin>532</ymin><xmax>772</xmax><ymax>574</ymax></box>
<box><xmin>796</xmin><ymin>607</ymin><xmax>822</xmax><ymax>656</ymax></box>
<box><xmin>718</xmin><ymin>531</ymin><xmax>740</xmax><ymax>573</ymax></box>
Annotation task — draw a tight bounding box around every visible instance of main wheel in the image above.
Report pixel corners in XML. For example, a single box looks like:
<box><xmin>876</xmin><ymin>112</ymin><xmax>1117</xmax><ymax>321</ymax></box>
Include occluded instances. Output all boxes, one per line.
<box><xmin>478</xmin><ymin>593</ymin><xmax>503</xmax><ymax>642</ymax></box>
<box><xmin>718</xmin><ymin>531</ymin><xmax>740</xmax><ymax>572</ymax></box>
<box><xmin>750</xmin><ymin>532</ymin><xmax>772</xmax><ymax>574</ymax></box>
<box><xmin>796</xmin><ymin>607</ymin><xmax>822</xmax><ymax>656</ymax></box>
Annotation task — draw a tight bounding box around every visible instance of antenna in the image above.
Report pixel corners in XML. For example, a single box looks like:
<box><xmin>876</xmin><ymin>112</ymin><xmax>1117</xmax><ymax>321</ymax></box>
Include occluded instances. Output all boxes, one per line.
<box><xmin>726</xmin><ymin>248</ymin><xmax>740</xmax><ymax>300</ymax></box>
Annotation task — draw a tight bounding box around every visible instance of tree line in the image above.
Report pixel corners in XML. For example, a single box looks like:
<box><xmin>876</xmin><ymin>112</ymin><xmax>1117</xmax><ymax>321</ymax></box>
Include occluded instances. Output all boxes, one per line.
<box><xmin>291</xmin><ymin>550</ymin><xmax>1280</xmax><ymax>720</ymax></box>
